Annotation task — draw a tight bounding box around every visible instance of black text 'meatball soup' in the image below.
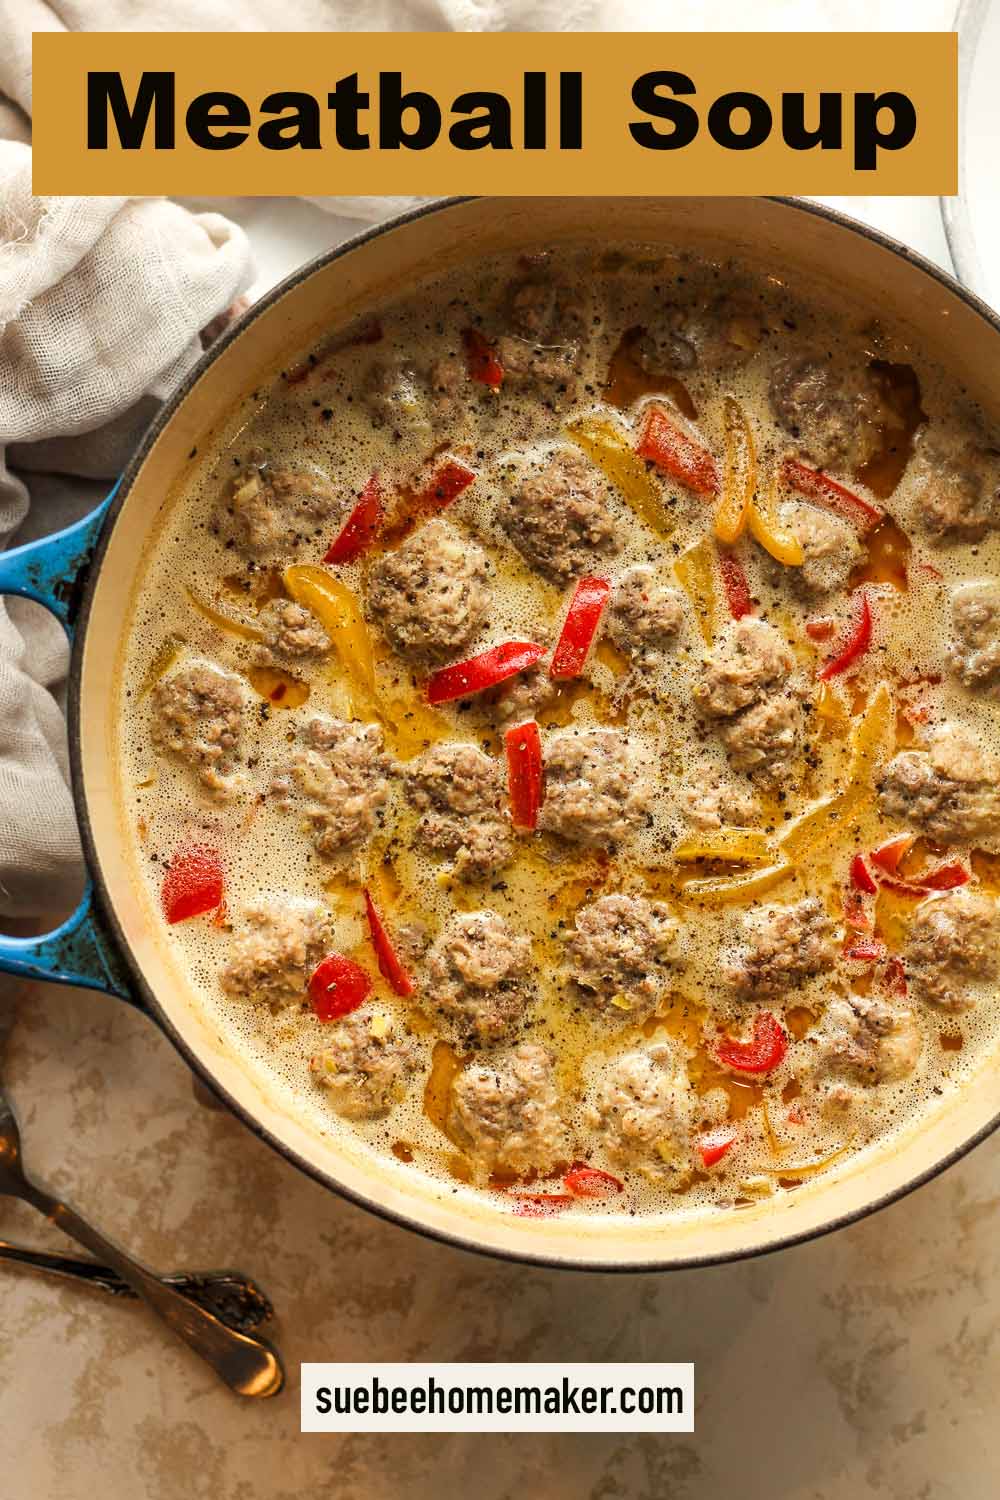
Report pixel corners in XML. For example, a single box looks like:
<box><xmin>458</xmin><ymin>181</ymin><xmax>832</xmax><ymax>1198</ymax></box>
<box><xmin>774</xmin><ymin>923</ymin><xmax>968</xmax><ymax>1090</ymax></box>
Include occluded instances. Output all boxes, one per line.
<box><xmin>118</xmin><ymin>245</ymin><xmax>1000</xmax><ymax>1220</ymax></box>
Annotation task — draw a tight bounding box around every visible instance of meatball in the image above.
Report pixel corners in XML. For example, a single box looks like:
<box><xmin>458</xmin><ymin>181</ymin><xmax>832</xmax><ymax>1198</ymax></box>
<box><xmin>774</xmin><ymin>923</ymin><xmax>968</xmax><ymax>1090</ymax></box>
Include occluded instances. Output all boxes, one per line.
<box><xmin>363</xmin><ymin>356</ymin><xmax>465</xmax><ymax>443</ymax></box>
<box><xmin>696</xmin><ymin>618</ymin><xmax>794</xmax><ymax>719</ymax></box>
<box><xmin>778</xmin><ymin>500</ymin><xmax>863</xmax><ymax>596</ymax></box>
<box><xmin>807</xmin><ymin>995</ymin><xmax>922</xmax><ymax>1116</ymax></box>
<box><xmin>728</xmin><ymin>898</ymin><xmax>837</xmax><ymax>998</ymax></box>
<box><xmin>271</xmin><ymin>716</ymin><xmax>392</xmax><ymax>859</ymax></box>
<box><xmin>909</xmin><ymin>440</ymin><xmax>1000</xmax><ymax>544</ymax></box>
<box><xmin>878</xmin><ymin>722</ymin><xmax>1000</xmax><ymax>851</ymax></box>
<box><xmin>587</xmin><ymin>1044</ymin><xmax>694</xmax><ymax>1182</ymax></box>
<box><xmin>496</xmin><ymin>267</ymin><xmax>585</xmax><ymax>390</ymax></box>
<box><xmin>904</xmin><ymin>887</ymin><xmax>1000</xmax><ymax>1011</ymax></box>
<box><xmin>310</xmin><ymin>1011</ymin><xmax>420</xmax><ymax>1120</ymax></box>
<box><xmin>425</xmin><ymin>910</ymin><xmax>533</xmax><ymax>1046</ymax></box>
<box><xmin>475</xmin><ymin>661</ymin><xmax>559</xmax><ymax>726</ymax></box>
<box><xmin>768</xmin><ymin>356</ymin><xmax>893</xmax><ymax>472</ymax></box>
<box><xmin>677</xmin><ymin>761</ymin><xmax>758</xmax><ymax>832</ymax></box>
<box><xmin>718</xmin><ymin>691</ymin><xmax>805</xmax><ymax>783</ymax></box>
<box><xmin>607</xmin><ymin>566</ymin><xmax>685</xmax><ymax>667</ymax></box>
<box><xmin>405</xmin><ymin>742</ymin><xmax>512</xmax><ymax>881</ymax></box>
<box><xmin>497</xmin><ymin>450</ymin><xmax>618</xmax><ymax>584</ymax></box>
<box><xmin>253</xmin><ymin>599</ymin><xmax>330</xmax><ymax>670</ymax></box>
<box><xmin>447</xmin><ymin>1042</ymin><xmax>570</xmax><ymax>1177</ymax></box>
<box><xmin>539</xmin><ymin>728</ymin><xmax>655</xmax><ymax>848</ymax></box>
<box><xmin>151</xmin><ymin>659</ymin><xmax>246</xmax><ymax>796</ymax></box>
<box><xmin>695</xmin><ymin>619</ymin><xmax>804</xmax><ymax>783</ymax></box>
<box><xmin>633</xmin><ymin>290</ymin><xmax>771</xmax><ymax>377</ymax></box>
<box><xmin>949</xmin><ymin>580</ymin><xmax>1000</xmax><ymax>694</ymax></box>
<box><xmin>224</xmin><ymin>465</ymin><xmax>339</xmax><ymax>562</ymax></box>
<box><xmin>367</xmin><ymin>518</ymin><xmax>489</xmax><ymax>664</ymax></box>
<box><xmin>220</xmin><ymin>900</ymin><xmax>331</xmax><ymax>1009</ymax></box>
<box><xmin>565</xmin><ymin>893</ymin><xmax>678</xmax><ymax>1023</ymax></box>
<box><xmin>632</xmin><ymin>307</ymin><xmax>698</xmax><ymax>374</ymax></box>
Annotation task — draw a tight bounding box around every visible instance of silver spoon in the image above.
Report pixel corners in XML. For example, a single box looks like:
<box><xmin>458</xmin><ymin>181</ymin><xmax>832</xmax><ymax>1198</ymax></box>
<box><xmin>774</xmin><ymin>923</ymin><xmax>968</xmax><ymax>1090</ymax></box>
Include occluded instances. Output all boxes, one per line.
<box><xmin>0</xmin><ymin>1239</ymin><xmax>273</xmax><ymax>1332</ymax></box>
<box><xmin>0</xmin><ymin>1088</ymin><xmax>284</xmax><ymax>1397</ymax></box>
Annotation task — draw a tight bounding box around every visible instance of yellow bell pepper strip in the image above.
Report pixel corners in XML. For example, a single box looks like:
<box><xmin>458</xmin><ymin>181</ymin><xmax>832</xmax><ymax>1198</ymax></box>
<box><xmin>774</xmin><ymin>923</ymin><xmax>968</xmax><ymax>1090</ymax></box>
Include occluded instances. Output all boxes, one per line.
<box><xmin>566</xmin><ymin>415</ymin><xmax>675</xmax><ymax>537</ymax></box>
<box><xmin>714</xmin><ymin>396</ymin><xmax>756</xmax><ymax>544</ymax></box>
<box><xmin>283</xmin><ymin>564</ymin><xmax>377</xmax><ymax>715</ymax></box>
<box><xmin>767</xmin><ymin>1138</ymin><xmax>853</xmax><ymax>1180</ymax></box>
<box><xmin>186</xmin><ymin>589</ymin><xmax>263</xmax><ymax>642</ymax></box>
<box><xmin>747</xmin><ymin>468</ymin><xmax>805</xmax><ymax>567</ymax></box>
<box><xmin>848</xmin><ymin>680</ymin><xmax>895</xmax><ymax>782</ymax></box>
<box><xmin>680</xmin><ymin>860</ymin><xmax>793</xmax><ymax>905</ymax></box>
<box><xmin>637</xmin><ymin>404</ymin><xmax>720</xmax><ymax>498</ymax></box>
<box><xmin>673</xmin><ymin>828</ymin><xmax>774</xmax><ymax>866</ymax></box>
<box><xmin>673</xmin><ymin>535</ymin><xmax>717</xmax><ymax>645</ymax></box>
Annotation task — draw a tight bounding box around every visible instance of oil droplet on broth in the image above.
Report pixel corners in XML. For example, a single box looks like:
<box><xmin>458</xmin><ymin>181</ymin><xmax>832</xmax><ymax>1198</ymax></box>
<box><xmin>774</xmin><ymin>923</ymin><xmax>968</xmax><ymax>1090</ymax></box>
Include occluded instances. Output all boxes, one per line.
<box><xmin>247</xmin><ymin>664</ymin><xmax>310</xmax><ymax>708</ymax></box>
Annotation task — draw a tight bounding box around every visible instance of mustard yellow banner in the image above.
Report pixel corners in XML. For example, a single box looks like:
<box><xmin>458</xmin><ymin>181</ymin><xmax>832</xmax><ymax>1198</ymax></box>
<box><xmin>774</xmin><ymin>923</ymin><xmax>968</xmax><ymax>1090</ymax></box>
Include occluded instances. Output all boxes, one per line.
<box><xmin>32</xmin><ymin>31</ymin><xmax>957</xmax><ymax>197</ymax></box>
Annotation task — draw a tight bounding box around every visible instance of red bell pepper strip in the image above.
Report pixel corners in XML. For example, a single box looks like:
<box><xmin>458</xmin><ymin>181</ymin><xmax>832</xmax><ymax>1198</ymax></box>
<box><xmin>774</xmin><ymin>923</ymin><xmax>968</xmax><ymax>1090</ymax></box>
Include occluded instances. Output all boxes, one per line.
<box><xmin>714</xmin><ymin>1012</ymin><xmax>788</xmax><ymax>1074</ymax></box>
<box><xmin>817</xmin><ymin>588</ymin><xmax>873</xmax><ymax>681</ymax></box>
<box><xmin>805</xmin><ymin>618</ymin><xmax>835</xmax><ymax>642</ymax></box>
<box><xmin>842</xmin><ymin>889</ymin><xmax>873</xmax><ymax>933</ymax></box>
<box><xmin>637</xmin><ymin>405</ymin><xmax>720</xmax><ymax>497</ymax></box>
<box><xmin>161</xmin><ymin>844</ymin><xmax>224</xmax><ymax>924</ymax></box>
<box><xmin>550</xmin><ymin>576</ymin><xmax>611</xmax><ymax>679</ymax></box>
<box><xmin>418</xmin><ymin>459</ymin><xmax>476</xmax><ymax>511</ymax></box>
<box><xmin>364</xmin><ymin>889</ymin><xmax>415</xmax><ymax>998</ymax></box>
<box><xmin>563</xmin><ymin>1165</ymin><xmax>623</xmax><ymax>1198</ymax></box>
<box><xmin>718</xmin><ymin>551</ymin><xmax>753</xmax><ymax>621</ymax></box>
<box><xmin>510</xmin><ymin>1193</ymin><xmax>575</xmax><ymax>1217</ymax></box>
<box><xmin>878</xmin><ymin>862</ymin><xmax>971</xmax><ymax>898</ymax></box>
<box><xmin>912</xmin><ymin>861</ymin><xmax>970</xmax><ymax>891</ymax></box>
<box><xmin>781</xmin><ymin>458</ymin><xmax>884</xmax><ymax>534</ymax></box>
<box><xmin>505</xmin><ymin>720</ymin><xmax>544</xmax><ymax>831</ymax></box>
<box><xmin>844</xmin><ymin>937</ymin><xmax>888</xmax><ymax>963</ymax></box>
<box><xmin>850</xmin><ymin>853</ymin><xmax>878</xmax><ymax>895</ymax></box>
<box><xmin>870</xmin><ymin>834</ymin><xmax>913</xmax><ymax>874</ymax></box>
<box><xmin>308</xmin><ymin>954</ymin><xmax>372</xmax><ymax>1020</ymax></box>
<box><xmin>427</xmin><ymin>641</ymin><xmax>544</xmax><ymax>706</ymax></box>
<box><xmin>697</xmin><ymin>1126</ymin><xmax>737</xmax><ymax>1168</ymax></box>
<box><xmin>462</xmin><ymin>327</ymin><xmax>504</xmax><ymax>391</ymax></box>
<box><xmin>324</xmin><ymin>474</ymin><xmax>383</xmax><ymax>564</ymax></box>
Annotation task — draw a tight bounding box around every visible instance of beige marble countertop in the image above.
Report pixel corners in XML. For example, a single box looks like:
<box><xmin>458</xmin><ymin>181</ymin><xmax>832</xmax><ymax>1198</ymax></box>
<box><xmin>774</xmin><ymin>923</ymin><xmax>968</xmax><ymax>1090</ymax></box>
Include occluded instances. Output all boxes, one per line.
<box><xmin>1</xmin><ymin>972</ymin><xmax>997</xmax><ymax>1499</ymax></box>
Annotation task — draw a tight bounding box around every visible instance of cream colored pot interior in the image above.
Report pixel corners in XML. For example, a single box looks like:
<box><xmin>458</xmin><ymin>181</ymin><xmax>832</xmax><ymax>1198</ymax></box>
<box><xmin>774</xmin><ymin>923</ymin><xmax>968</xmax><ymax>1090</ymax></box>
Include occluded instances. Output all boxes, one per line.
<box><xmin>78</xmin><ymin>197</ymin><xmax>1000</xmax><ymax>1269</ymax></box>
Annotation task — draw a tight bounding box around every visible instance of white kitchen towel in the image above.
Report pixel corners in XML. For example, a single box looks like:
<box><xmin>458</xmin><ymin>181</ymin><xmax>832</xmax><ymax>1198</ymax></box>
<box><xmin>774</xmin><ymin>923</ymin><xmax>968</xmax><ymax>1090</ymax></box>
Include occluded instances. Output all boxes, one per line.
<box><xmin>0</xmin><ymin>0</ymin><xmax>616</xmax><ymax>917</ymax></box>
<box><xmin>0</xmin><ymin>138</ymin><xmax>254</xmax><ymax>915</ymax></box>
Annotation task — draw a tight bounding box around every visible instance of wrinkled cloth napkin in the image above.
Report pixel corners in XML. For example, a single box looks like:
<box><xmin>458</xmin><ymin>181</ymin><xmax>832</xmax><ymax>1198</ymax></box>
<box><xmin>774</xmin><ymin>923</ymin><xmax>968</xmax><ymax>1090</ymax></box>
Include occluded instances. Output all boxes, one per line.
<box><xmin>0</xmin><ymin>0</ymin><xmax>613</xmax><ymax>916</ymax></box>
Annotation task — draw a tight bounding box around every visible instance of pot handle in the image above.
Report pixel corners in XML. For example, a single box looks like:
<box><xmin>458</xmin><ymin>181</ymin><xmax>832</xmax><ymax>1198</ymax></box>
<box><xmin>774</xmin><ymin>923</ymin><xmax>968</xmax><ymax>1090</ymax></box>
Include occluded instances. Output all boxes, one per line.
<box><xmin>0</xmin><ymin>886</ymin><xmax>134</xmax><ymax>1005</ymax></box>
<box><xmin>0</xmin><ymin>490</ymin><xmax>141</xmax><ymax>1008</ymax></box>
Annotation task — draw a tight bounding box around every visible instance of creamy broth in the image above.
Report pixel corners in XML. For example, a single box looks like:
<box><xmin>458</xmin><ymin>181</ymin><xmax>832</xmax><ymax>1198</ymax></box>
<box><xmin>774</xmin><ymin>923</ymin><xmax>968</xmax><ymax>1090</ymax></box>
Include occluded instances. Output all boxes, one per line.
<box><xmin>116</xmin><ymin>244</ymin><xmax>1000</xmax><ymax>1220</ymax></box>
